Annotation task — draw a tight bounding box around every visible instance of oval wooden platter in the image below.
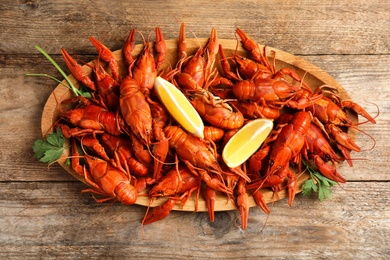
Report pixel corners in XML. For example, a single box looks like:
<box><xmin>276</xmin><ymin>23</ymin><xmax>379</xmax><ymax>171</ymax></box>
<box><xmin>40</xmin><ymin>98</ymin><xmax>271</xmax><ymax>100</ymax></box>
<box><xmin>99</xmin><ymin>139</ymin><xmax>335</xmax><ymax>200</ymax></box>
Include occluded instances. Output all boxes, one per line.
<box><xmin>41</xmin><ymin>38</ymin><xmax>357</xmax><ymax>212</ymax></box>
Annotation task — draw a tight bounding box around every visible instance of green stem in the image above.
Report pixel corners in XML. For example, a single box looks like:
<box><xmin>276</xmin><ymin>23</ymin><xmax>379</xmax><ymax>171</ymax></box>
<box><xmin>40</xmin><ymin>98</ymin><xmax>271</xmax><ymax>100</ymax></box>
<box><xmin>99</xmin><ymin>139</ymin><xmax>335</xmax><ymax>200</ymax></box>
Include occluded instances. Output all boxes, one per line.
<box><xmin>33</xmin><ymin>45</ymin><xmax>83</xmax><ymax>97</ymax></box>
<box><xmin>25</xmin><ymin>73</ymin><xmax>70</xmax><ymax>88</ymax></box>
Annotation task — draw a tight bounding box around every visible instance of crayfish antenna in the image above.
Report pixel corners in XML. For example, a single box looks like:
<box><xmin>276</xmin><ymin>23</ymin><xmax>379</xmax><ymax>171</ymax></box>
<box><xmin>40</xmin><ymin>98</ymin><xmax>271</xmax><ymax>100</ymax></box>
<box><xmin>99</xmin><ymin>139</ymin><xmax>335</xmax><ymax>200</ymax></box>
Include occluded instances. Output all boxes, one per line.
<box><xmin>141</xmin><ymin>197</ymin><xmax>155</xmax><ymax>225</ymax></box>
<box><xmin>259</xmin><ymin>209</ymin><xmax>272</xmax><ymax>234</ymax></box>
<box><xmin>348</xmin><ymin>125</ymin><xmax>377</xmax><ymax>152</ymax></box>
<box><xmin>367</xmin><ymin>99</ymin><xmax>380</xmax><ymax>123</ymax></box>
<box><xmin>141</xmin><ymin>196</ymin><xmax>155</xmax><ymax>238</ymax></box>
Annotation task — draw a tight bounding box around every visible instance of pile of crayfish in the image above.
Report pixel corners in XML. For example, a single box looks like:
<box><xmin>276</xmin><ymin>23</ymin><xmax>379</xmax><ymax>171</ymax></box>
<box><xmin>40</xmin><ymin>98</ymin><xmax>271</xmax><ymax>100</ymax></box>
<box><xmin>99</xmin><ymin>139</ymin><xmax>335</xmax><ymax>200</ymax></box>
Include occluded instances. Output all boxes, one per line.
<box><xmin>48</xmin><ymin>23</ymin><xmax>376</xmax><ymax>230</ymax></box>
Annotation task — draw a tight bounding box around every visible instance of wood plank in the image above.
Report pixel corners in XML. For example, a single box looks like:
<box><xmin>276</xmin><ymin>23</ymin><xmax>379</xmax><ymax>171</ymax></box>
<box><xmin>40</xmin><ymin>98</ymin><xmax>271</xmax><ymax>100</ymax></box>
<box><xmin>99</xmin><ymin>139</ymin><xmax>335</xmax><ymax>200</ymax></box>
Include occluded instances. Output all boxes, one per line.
<box><xmin>1</xmin><ymin>0</ymin><xmax>389</xmax><ymax>258</ymax></box>
<box><xmin>0</xmin><ymin>0</ymin><xmax>389</xmax><ymax>55</ymax></box>
<box><xmin>0</xmin><ymin>181</ymin><xmax>389</xmax><ymax>258</ymax></box>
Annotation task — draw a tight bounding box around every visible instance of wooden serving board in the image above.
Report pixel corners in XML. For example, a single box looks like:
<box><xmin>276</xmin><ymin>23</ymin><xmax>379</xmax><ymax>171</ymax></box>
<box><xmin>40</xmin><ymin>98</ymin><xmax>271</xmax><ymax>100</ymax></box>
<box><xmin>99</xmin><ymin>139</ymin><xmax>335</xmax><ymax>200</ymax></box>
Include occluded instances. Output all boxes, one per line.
<box><xmin>41</xmin><ymin>38</ymin><xmax>357</xmax><ymax>212</ymax></box>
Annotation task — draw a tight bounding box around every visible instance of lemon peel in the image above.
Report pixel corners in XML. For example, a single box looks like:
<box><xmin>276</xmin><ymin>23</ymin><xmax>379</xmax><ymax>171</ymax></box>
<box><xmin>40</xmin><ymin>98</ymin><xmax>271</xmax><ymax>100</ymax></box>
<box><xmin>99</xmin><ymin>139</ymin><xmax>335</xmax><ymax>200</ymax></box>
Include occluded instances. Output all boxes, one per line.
<box><xmin>222</xmin><ymin>119</ymin><xmax>273</xmax><ymax>168</ymax></box>
<box><xmin>154</xmin><ymin>76</ymin><xmax>204</xmax><ymax>138</ymax></box>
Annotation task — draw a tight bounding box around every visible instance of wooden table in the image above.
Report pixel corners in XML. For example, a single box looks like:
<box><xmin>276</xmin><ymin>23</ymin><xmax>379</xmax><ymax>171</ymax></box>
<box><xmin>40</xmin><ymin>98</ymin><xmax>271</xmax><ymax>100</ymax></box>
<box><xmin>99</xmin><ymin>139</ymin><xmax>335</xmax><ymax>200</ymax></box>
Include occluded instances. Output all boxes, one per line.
<box><xmin>1</xmin><ymin>0</ymin><xmax>389</xmax><ymax>258</ymax></box>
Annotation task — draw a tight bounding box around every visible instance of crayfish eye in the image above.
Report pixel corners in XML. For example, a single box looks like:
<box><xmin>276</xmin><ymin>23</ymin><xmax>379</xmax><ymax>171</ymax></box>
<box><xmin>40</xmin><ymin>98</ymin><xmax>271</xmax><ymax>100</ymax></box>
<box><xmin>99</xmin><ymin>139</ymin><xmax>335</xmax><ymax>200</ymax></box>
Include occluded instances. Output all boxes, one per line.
<box><xmin>269</xmin><ymin>160</ymin><xmax>274</xmax><ymax>167</ymax></box>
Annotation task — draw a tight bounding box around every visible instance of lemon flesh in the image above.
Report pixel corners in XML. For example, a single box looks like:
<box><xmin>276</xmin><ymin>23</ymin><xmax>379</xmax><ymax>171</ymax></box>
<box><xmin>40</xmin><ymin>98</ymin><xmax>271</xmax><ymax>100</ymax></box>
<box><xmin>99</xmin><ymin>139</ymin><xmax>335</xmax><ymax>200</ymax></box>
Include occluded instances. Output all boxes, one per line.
<box><xmin>222</xmin><ymin>119</ymin><xmax>273</xmax><ymax>168</ymax></box>
<box><xmin>154</xmin><ymin>76</ymin><xmax>204</xmax><ymax>138</ymax></box>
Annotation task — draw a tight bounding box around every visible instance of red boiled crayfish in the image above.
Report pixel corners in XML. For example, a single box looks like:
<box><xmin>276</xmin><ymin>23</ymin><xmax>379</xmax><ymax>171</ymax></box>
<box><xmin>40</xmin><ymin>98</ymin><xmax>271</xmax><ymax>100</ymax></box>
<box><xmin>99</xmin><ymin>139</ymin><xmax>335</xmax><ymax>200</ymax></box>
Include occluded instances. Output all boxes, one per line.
<box><xmin>123</xmin><ymin>27</ymin><xmax>166</xmax><ymax>94</ymax></box>
<box><xmin>188</xmin><ymin>93</ymin><xmax>245</xmax><ymax>130</ymax></box>
<box><xmin>164</xmin><ymin>126</ymin><xmax>232</xmax><ymax>193</ymax></box>
<box><xmin>142</xmin><ymin>165</ymin><xmax>201</xmax><ymax>225</ymax></box>
<box><xmin>248</xmin><ymin>111</ymin><xmax>312</xmax><ymax>206</ymax></box>
<box><xmin>70</xmin><ymin>138</ymin><xmax>138</xmax><ymax>205</ymax></box>
<box><xmin>61</xmin><ymin>96</ymin><xmax>123</xmax><ymax>136</ymax></box>
<box><xmin>175</xmin><ymin>23</ymin><xmax>218</xmax><ymax>90</ymax></box>
<box><xmin>100</xmin><ymin>133</ymin><xmax>150</xmax><ymax>177</ymax></box>
<box><xmin>278</xmin><ymin>113</ymin><xmax>347</xmax><ymax>183</ymax></box>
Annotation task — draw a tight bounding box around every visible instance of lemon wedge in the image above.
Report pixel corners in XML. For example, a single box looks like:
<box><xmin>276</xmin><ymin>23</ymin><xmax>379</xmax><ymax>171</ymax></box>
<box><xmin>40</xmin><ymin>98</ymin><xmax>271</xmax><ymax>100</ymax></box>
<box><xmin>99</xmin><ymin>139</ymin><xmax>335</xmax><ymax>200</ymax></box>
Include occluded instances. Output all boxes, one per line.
<box><xmin>222</xmin><ymin>119</ymin><xmax>273</xmax><ymax>168</ymax></box>
<box><xmin>154</xmin><ymin>76</ymin><xmax>204</xmax><ymax>138</ymax></box>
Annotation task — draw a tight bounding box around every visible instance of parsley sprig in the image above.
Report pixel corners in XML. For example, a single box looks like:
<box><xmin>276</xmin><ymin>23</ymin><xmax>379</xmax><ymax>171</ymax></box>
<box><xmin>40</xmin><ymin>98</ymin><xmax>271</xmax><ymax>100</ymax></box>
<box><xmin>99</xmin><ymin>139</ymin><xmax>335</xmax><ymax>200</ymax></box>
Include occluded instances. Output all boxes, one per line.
<box><xmin>302</xmin><ymin>159</ymin><xmax>338</xmax><ymax>201</ymax></box>
<box><xmin>33</xmin><ymin>128</ymin><xmax>66</xmax><ymax>165</ymax></box>
<box><xmin>30</xmin><ymin>46</ymin><xmax>91</xmax><ymax>166</ymax></box>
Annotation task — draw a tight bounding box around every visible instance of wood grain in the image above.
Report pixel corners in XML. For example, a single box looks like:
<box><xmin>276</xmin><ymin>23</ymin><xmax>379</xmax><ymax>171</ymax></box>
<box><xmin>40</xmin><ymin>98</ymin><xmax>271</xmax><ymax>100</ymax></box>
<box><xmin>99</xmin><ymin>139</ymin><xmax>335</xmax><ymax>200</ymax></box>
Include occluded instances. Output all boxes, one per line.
<box><xmin>0</xmin><ymin>181</ymin><xmax>389</xmax><ymax>258</ymax></box>
<box><xmin>0</xmin><ymin>0</ymin><xmax>389</xmax><ymax>258</ymax></box>
<box><xmin>1</xmin><ymin>1</ymin><xmax>389</xmax><ymax>55</ymax></box>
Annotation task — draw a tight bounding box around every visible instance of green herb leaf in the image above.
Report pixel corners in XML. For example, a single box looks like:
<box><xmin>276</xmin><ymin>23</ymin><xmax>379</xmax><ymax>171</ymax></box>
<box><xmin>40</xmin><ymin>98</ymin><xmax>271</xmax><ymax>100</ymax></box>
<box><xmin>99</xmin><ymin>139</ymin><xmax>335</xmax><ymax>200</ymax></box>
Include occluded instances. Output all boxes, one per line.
<box><xmin>302</xmin><ymin>159</ymin><xmax>338</xmax><ymax>201</ymax></box>
<box><xmin>40</xmin><ymin>149</ymin><xmax>65</xmax><ymax>164</ymax></box>
<box><xmin>32</xmin><ymin>128</ymin><xmax>65</xmax><ymax>164</ymax></box>
<box><xmin>318</xmin><ymin>184</ymin><xmax>331</xmax><ymax>201</ymax></box>
<box><xmin>302</xmin><ymin>179</ymin><xmax>317</xmax><ymax>196</ymax></box>
<box><xmin>32</xmin><ymin>139</ymin><xmax>46</xmax><ymax>159</ymax></box>
<box><xmin>46</xmin><ymin>128</ymin><xmax>65</xmax><ymax>147</ymax></box>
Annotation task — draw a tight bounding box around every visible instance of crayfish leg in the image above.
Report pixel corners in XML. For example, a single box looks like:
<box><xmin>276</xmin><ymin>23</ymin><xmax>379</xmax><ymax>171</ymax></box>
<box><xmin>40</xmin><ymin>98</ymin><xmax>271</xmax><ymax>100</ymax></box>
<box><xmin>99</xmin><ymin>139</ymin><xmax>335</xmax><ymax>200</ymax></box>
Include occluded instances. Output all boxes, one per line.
<box><xmin>81</xmin><ymin>188</ymin><xmax>115</xmax><ymax>203</ymax></box>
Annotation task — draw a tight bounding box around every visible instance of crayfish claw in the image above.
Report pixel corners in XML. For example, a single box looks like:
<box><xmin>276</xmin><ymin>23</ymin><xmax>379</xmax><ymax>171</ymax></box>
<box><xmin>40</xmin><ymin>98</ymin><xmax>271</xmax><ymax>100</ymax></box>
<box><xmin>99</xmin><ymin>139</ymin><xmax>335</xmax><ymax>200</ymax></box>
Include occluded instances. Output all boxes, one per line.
<box><xmin>326</xmin><ymin>124</ymin><xmax>361</xmax><ymax>152</ymax></box>
<box><xmin>89</xmin><ymin>36</ymin><xmax>120</xmax><ymax>81</ymax></box>
<box><xmin>142</xmin><ymin>198</ymin><xmax>176</xmax><ymax>225</ymax></box>
<box><xmin>123</xmin><ymin>29</ymin><xmax>136</xmax><ymax>66</ymax></box>
<box><xmin>236</xmin><ymin>177</ymin><xmax>249</xmax><ymax>230</ymax></box>
<box><xmin>178</xmin><ymin>23</ymin><xmax>187</xmax><ymax>58</ymax></box>
<box><xmin>252</xmin><ymin>189</ymin><xmax>271</xmax><ymax>214</ymax></box>
<box><xmin>61</xmin><ymin>48</ymin><xmax>96</xmax><ymax>91</ymax></box>
<box><xmin>342</xmin><ymin>100</ymin><xmax>376</xmax><ymax>124</ymax></box>
<box><xmin>313</xmin><ymin>155</ymin><xmax>346</xmax><ymax>183</ymax></box>
<box><xmin>154</xmin><ymin>27</ymin><xmax>166</xmax><ymax>70</ymax></box>
<box><xmin>204</xmin><ymin>186</ymin><xmax>216</xmax><ymax>222</ymax></box>
<box><xmin>235</xmin><ymin>28</ymin><xmax>271</xmax><ymax>70</ymax></box>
